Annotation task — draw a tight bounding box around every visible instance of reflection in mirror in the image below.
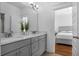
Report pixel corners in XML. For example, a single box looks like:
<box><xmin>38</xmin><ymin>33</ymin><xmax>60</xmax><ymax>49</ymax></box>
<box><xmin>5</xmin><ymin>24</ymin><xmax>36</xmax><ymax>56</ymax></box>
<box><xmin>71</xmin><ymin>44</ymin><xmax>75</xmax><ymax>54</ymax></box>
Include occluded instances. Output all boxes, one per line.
<box><xmin>0</xmin><ymin>13</ymin><xmax>5</xmax><ymax>33</ymax></box>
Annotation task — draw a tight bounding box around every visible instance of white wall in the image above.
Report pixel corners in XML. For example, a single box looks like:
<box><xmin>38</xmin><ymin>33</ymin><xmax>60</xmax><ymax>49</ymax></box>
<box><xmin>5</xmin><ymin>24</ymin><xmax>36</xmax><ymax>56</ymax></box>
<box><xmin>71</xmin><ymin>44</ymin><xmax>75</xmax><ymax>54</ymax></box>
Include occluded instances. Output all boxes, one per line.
<box><xmin>0</xmin><ymin>2</ymin><xmax>22</xmax><ymax>33</ymax></box>
<box><xmin>55</xmin><ymin>7</ymin><xmax>72</xmax><ymax>32</ymax></box>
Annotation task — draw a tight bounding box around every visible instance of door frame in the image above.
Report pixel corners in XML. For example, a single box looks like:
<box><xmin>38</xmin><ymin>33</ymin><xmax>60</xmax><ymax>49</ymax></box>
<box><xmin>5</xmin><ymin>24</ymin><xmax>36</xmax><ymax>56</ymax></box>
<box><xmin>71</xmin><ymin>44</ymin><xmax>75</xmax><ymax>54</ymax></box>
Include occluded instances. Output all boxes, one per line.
<box><xmin>53</xmin><ymin>3</ymin><xmax>73</xmax><ymax>55</ymax></box>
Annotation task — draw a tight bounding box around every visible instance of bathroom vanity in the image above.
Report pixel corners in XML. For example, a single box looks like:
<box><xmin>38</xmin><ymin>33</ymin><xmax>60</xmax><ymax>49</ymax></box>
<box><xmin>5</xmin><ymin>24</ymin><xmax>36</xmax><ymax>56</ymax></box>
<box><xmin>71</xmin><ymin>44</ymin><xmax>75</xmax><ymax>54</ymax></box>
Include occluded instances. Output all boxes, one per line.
<box><xmin>0</xmin><ymin>32</ymin><xmax>47</xmax><ymax>56</ymax></box>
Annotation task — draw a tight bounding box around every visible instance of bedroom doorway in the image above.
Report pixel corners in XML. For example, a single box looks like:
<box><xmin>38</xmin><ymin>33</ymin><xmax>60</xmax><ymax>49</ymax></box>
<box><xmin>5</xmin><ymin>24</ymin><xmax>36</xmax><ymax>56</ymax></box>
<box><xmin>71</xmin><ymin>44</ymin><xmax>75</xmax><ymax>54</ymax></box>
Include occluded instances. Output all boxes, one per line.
<box><xmin>54</xmin><ymin>7</ymin><xmax>72</xmax><ymax>56</ymax></box>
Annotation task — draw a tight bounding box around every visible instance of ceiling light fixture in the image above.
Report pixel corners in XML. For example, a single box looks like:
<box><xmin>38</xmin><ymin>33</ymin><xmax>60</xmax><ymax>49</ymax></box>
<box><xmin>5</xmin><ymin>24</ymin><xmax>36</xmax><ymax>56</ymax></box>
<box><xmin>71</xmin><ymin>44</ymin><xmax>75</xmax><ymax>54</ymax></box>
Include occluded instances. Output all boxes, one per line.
<box><xmin>29</xmin><ymin>2</ymin><xmax>39</xmax><ymax>10</ymax></box>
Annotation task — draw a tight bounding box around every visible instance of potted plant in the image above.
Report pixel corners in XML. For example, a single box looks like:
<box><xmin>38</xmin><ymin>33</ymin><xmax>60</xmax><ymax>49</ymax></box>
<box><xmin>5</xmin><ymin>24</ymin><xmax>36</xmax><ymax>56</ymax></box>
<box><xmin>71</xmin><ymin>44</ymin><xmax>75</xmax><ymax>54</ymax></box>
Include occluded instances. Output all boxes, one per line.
<box><xmin>20</xmin><ymin>21</ymin><xmax>24</xmax><ymax>32</ymax></box>
<box><xmin>25</xmin><ymin>21</ymin><xmax>29</xmax><ymax>34</ymax></box>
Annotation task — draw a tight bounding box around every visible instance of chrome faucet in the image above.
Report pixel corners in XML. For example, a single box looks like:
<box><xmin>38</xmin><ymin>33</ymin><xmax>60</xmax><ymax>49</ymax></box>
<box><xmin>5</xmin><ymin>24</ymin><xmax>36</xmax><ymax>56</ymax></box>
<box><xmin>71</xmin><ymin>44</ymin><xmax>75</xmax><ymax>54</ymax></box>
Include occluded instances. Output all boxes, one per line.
<box><xmin>4</xmin><ymin>32</ymin><xmax>12</xmax><ymax>38</ymax></box>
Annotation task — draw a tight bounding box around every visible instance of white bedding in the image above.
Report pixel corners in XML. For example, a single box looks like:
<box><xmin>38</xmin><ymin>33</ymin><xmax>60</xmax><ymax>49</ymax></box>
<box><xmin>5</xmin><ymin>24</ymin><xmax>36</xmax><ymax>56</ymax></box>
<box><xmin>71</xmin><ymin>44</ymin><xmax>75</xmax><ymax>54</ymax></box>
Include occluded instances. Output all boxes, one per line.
<box><xmin>56</xmin><ymin>31</ymin><xmax>73</xmax><ymax>39</ymax></box>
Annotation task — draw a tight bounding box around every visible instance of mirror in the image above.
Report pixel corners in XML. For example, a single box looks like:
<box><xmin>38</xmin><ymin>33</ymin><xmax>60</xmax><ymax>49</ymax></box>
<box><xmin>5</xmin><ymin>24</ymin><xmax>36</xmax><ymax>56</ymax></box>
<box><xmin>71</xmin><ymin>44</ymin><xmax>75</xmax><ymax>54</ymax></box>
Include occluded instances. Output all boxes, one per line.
<box><xmin>0</xmin><ymin>13</ymin><xmax>5</xmax><ymax>33</ymax></box>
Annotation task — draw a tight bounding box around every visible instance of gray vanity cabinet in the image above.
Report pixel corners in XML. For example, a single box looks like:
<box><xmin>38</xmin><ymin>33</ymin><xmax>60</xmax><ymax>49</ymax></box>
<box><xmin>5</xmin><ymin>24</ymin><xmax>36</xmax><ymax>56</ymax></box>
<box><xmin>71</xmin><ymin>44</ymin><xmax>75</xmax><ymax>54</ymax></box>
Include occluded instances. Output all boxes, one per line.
<box><xmin>3</xmin><ymin>45</ymin><xmax>31</xmax><ymax>56</ymax></box>
<box><xmin>31</xmin><ymin>37</ymin><xmax>39</xmax><ymax>55</ymax></box>
<box><xmin>32</xmin><ymin>42</ymin><xmax>39</xmax><ymax>55</ymax></box>
<box><xmin>39</xmin><ymin>38</ymin><xmax>46</xmax><ymax>55</ymax></box>
<box><xmin>1</xmin><ymin>39</ymin><xmax>31</xmax><ymax>56</ymax></box>
<box><xmin>31</xmin><ymin>35</ymin><xmax>46</xmax><ymax>56</ymax></box>
<box><xmin>19</xmin><ymin>45</ymin><xmax>31</xmax><ymax>56</ymax></box>
<box><xmin>1</xmin><ymin>34</ymin><xmax>47</xmax><ymax>56</ymax></box>
<box><xmin>4</xmin><ymin>50</ymin><xmax>19</xmax><ymax>56</ymax></box>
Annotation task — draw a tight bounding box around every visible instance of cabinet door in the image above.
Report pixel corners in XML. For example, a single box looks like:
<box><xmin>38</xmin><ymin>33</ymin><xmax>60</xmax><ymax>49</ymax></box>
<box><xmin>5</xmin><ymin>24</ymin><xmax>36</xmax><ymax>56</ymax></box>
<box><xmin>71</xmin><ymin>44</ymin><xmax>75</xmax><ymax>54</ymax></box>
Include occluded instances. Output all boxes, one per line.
<box><xmin>19</xmin><ymin>45</ymin><xmax>31</xmax><ymax>56</ymax></box>
<box><xmin>3</xmin><ymin>50</ymin><xmax>19</xmax><ymax>56</ymax></box>
<box><xmin>32</xmin><ymin>39</ymin><xmax>46</xmax><ymax>56</ymax></box>
<box><xmin>31</xmin><ymin>37</ymin><xmax>38</xmax><ymax>43</ymax></box>
<box><xmin>32</xmin><ymin>42</ymin><xmax>39</xmax><ymax>55</ymax></box>
<box><xmin>39</xmin><ymin>39</ymin><xmax>45</xmax><ymax>54</ymax></box>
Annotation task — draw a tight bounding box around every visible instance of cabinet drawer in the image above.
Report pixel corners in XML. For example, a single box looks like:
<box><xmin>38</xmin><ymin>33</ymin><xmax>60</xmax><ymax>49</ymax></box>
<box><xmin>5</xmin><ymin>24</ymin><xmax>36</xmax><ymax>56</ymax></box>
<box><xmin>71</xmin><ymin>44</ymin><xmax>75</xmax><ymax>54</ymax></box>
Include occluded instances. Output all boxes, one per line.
<box><xmin>32</xmin><ymin>42</ymin><xmax>39</xmax><ymax>54</ymax></box>
<box><xmin>1</xmin><ymin>42</ymin><xmax>17</xmax><ymax>55</ymax></box>
<box><xmin>1</xmin><ymin>39</ymin><xmax>30</xmax><ymax>55</ymax></box>
<box><xmin>2</xmin><ymin>50</ymin><xmax>18</xmax><ymax>56</ymax></box>
<box><xmin>17</xmin><ymin>39</ymin><xmax>30</xmax><ymax>48</ymax></box>
<box><xmin>31</xmin><ymin>37</ymin><xmax>38</xmax><ymax>43</ymax></box>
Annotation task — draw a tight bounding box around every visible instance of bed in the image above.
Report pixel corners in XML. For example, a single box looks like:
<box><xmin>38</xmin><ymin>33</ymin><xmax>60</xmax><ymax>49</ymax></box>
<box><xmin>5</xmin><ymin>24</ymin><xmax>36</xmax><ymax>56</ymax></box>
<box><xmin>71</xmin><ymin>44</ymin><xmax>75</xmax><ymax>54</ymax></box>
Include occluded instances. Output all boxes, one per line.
<box><xmin>55</xmin><ymin>26</ymin><xmax>73</xmax><ymax>45</ymax></box>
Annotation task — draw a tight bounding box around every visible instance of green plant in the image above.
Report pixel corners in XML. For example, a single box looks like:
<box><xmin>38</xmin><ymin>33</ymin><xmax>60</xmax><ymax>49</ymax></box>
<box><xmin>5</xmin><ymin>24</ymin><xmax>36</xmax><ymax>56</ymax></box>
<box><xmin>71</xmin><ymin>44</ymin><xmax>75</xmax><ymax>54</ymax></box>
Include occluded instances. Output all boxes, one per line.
<box><xmin>20</xmin><ymin>21</ymin><xmax>24</xmax><ymax>32</ymax></box>
<box><xmin>25</xmin><ymin>21</ymin><xmax>29</xmax><ymax>32</ymax></box>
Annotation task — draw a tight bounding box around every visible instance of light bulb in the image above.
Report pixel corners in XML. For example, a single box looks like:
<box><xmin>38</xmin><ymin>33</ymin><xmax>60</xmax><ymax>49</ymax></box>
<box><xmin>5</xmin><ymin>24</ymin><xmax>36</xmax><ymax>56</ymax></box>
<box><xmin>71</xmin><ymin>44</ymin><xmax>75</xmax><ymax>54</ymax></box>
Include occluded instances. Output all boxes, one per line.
<box><xmin>36</xmin><ymin>5</ymin><xmax>39</xmax><ymax>9</ymax></box>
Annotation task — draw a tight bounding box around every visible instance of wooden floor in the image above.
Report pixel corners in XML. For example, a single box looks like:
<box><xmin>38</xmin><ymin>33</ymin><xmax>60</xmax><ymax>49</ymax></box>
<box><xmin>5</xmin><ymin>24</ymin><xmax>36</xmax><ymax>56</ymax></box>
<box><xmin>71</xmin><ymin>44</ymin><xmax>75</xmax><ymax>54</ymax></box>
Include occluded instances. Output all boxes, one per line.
<box><xmin>55</xmin><ymin>43</ymin><xmax>72</xmax><ymax>56</ymax></box>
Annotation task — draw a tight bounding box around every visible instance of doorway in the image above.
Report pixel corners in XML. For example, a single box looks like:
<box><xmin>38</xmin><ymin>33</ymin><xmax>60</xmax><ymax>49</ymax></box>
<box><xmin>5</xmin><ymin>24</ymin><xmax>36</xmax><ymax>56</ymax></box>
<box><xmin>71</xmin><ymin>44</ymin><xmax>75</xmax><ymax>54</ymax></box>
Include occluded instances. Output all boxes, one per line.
<box><xmin>54</xmin><ymin>7</ymin><xmax>72</xmax><ymax>56</ymax></box>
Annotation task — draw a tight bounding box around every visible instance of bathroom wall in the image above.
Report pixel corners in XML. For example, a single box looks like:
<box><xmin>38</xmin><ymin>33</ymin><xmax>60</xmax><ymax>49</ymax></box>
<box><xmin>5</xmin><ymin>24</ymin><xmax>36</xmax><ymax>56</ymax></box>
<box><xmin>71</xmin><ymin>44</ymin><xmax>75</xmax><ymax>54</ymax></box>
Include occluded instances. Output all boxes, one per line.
<box><xmin>0</xmin><ymin>2</ymin><xmax>22</xmax><ymax>33</ymax></box>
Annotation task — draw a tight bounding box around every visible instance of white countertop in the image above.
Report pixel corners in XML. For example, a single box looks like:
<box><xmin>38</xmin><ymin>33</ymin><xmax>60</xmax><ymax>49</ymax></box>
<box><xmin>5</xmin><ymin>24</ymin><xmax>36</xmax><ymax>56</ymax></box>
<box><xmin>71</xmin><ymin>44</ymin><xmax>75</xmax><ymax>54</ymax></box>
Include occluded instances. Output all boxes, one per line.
<box><xmin>0</xmin><ymin>32</ymin><xmax>46</xmax><ymax>45</ymax></box>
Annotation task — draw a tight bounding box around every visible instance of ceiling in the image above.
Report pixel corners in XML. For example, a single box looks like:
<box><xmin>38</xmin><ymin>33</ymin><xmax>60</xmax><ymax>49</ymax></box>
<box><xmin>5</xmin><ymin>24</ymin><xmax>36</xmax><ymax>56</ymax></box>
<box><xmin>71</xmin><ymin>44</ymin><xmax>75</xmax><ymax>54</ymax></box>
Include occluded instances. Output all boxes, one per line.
<box><xmin>7</xmin><ymin>2</ymin><xmax>72</xmax><ymax>9</ymax></box>
<box><xmin>55</xmin><ymin>7</ymin><xmax>72</xmax><ymax>15</ymax></box>
<box><xmin>7</xmin><ymin>2</ymin><xmax>30</xmax><ymax>8</ymax></box>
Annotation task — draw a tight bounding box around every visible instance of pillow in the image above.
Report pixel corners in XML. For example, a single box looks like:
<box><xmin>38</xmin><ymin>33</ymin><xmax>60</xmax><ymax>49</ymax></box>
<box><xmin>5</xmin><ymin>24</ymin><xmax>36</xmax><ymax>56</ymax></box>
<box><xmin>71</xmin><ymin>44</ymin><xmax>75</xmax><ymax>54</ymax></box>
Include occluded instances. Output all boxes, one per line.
<box><xmin>67</xmin><ymin>31</ymin><xmax>72</xmax><ymax>33</ymax></box>
<box><xmin>60</xmin><ymin>31</ymin><xmax>67</xmax><ymax>32</ymax></box>
<box><xmin>60</xmin><ymin>31</ymin><xmax>72</xmax><ymax>33</ymax></box>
